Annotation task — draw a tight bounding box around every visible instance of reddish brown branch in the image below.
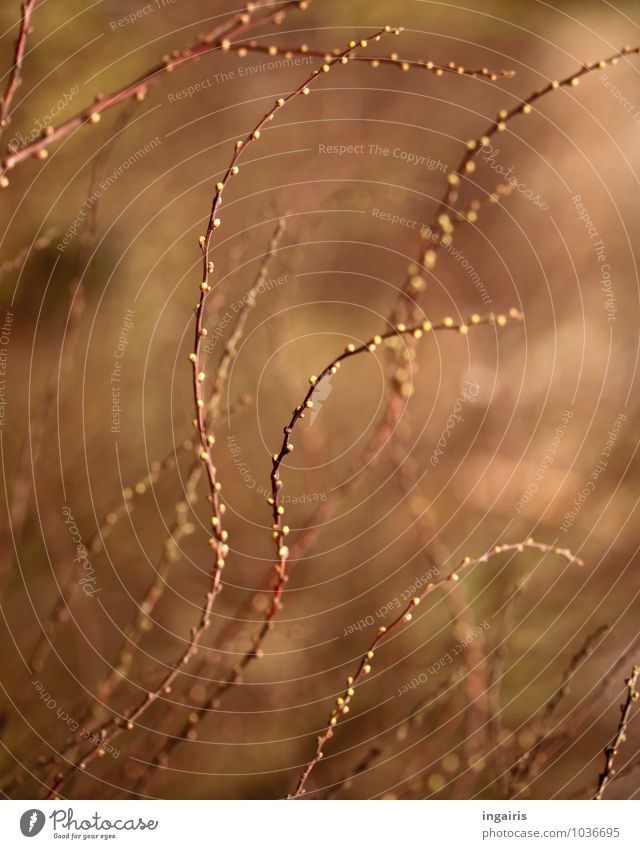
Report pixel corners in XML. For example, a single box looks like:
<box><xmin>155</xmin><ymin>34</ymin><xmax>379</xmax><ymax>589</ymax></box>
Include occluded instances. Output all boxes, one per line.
<box><xmin>0</xmin><ymin>0</ymin><xmax>38</xmax><ymax>137</ymax></box>
<box><xmin>0</xmin><ymin>1</ymin><xmax>306</xmax><ymax>183</ymax></box>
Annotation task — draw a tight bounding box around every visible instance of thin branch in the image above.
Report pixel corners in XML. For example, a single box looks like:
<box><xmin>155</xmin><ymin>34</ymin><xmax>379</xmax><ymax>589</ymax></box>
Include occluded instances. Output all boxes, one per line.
<box><xmin>29</xmin><ymin>439</ymin><xmax>189</xmax><ymax>671</ymax></box>
<box><xmin>396</xmin><ymin>44</ymin><xmax>640</xmax><ymax>317</ymax></box>
<box><xmin>288</xmin><ymin>539</ymin><xmax>583</xmax><ymax>798</ymax></box>
<box><xmin>227</xmin><ymin>39</ymin><xmax>516</xmax><ymax>80</ymax></box>
<box><xmin>0</xmin><ymin>0</ymin><xmax>307</xmax><ymax>184</ymax></box>
<box><xmin>269</xmin><ymin>310</ymin><xmax>523</xmax><ymax>578</ymax></box>
<box><xmin>80</xmin><ymin>222</ymin><xmax>285</xmax><ymax>727</ymax></box>
<box><xmin>486</xmin><ymin>579</ymin><xmax>524</xmax><ymax>795</ymax></box>
<box><xmin>0</xmin><ymin>0</ymin><xmax>38</xmax><ymax>136</ymax></box>
<box><xmin>571</xmin><ymin>754</ymin><xmax>640</xmax><ymax>799</ymax></box>
<box><xmin>326</xmin><ymin>670</ymin><xmax>461</xmax><ymax>799</ymax></box>
<box><xmin>508</xmin><ymin>625</ymin><xmax>610</xmax><ymax>794</ymax></box>
<box><xmin>132</xmin><ymin>310</ymin><xmax>520</xmax><ymax>792</ymax></box>
<box><xmin>1</xmin><ymin>105</ymin><xmax>139</xmax><ymax>611</ymax></box>
<box><xmin>114</xmin><ymin>44</ymin><xmax>625</xmax><ymax>792</ymax></box>
<box><xmin>594</xmin><ymin>665</ymin><xmax>640</xmax><ymax>799</ymax></box>
<box><xmin>29</xmin><ymin>387</ymin><xmax>248</xmax><ymax>676</ymax></box>
<box><xmin>532</xmin><ymin>636</ymin><xmax>640</xmax><ymax>791</ymax></box>
<box><xmin>185</xmin><ymin>26</ymin><xmax>401</xmax><ymax>639</ymax></box>
<box><xmin>42</xmin><ymin>225</ymin><xmax>278</xmax><ymax>769</ymax></box>
<box><xmin>0</xmin><ymin>227</ymin><xmax>56</xmax><ymax>281</ymax></box>
<box><xmin>388</xmin><ymin>426</ymin><xmax>489</xmax><ymax>798</ymax></box>
<box><xmin>42</xmin><ymin>25</ymin><xmax>398</xmax><ymax>800</ymax></box>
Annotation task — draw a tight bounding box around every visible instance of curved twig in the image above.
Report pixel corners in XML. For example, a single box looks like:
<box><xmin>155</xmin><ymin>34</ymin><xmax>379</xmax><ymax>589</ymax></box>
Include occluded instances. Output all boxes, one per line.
<box><xmin>288</xmin><ymin>539</ymin><xmax>583</xmax><ymax>799</ymax></box>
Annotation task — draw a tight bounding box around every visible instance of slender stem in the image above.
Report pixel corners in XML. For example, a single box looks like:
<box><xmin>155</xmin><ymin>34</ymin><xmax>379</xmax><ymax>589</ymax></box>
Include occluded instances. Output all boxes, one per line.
<box><xmin>396</xmin><ymin>43</ymin><xmax>640</xmax><ymax>320</ymax></box>
<box><xmin>42</xmin><ymin>24</ymin><xmax>398</xmax><ymax>801</ymax></box>
<box><xmin>594</xmin><ymin>666</ymin><xmax>640</xmax><ymax>799</ymax></box>
<box><xmin>509</xmin><ymin>633</ymin><xmax>640</xmax><ymax>798</ymax></box>
<box><xmin>0</xmin><ymin>0</ymin><xmax>305</xmax><ymax>182</ymax></box>
<box><xmin>288</xmin><ymin>539</ymin><xmax>583</xmax><ymax>799</ymax></box>
<box><xmin>81</xmin><ymin>223</ymin><xmax>284</xmax><ymax>731</ymax></box>
<box><xmin>227</xmin><ymin>39</ymin><xmax>516</xmax><ymax>80</ymax></box>
<box><xmin>508</xmin><ymin>625</ymin><xmax>610</xmax><ymax>795</ymax></box>
<box><xmin>0</xmin><ymin>0</ymin><xmax>38</xmax><ymax>135</ymax></box>
<box><xmin>269</xmin><ymin>310</ymin><xmax>523</xmax><ymax>584</ymax></box>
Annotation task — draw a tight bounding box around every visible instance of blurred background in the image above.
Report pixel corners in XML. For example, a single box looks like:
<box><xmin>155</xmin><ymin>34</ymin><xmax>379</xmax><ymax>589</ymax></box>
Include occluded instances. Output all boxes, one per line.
<box><xmin>0</xmin><ymin>0</ymin><xmax>639</xmax><ymax>800</ymax></box>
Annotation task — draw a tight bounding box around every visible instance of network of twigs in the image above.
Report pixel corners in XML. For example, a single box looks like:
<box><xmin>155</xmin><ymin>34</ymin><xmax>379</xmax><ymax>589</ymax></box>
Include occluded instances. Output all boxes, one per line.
<box><xmin>0</xmin><ymin>0</ymin><xmax>638</xmax><ymax>801</ymax></box>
